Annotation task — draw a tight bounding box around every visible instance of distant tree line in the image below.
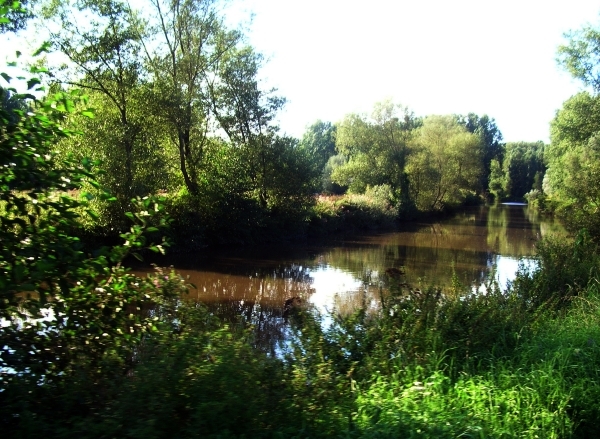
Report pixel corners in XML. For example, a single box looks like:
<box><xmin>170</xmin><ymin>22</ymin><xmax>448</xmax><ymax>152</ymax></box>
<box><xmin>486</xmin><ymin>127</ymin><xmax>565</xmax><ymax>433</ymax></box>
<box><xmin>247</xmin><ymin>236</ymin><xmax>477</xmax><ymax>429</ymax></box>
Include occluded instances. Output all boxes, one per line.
<box><xmin>299</xmin><ymin>100</ymin><xmax>545</xmax><ymax>213</ymax></box>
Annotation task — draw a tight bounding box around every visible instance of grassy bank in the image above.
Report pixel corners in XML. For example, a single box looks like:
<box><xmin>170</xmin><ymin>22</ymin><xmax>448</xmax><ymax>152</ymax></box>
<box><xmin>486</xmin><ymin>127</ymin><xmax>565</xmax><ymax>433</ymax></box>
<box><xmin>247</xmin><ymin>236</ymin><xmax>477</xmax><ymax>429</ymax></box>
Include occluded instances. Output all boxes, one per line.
<box><xmin>127</xmin><ymin>189</ymin><xmax>404</xmax><ymax>249</ymax></box>
<box><xmin>4</xmin><ymin>232</ymin><xmax>600</xmax><ymax>438</ymax></box>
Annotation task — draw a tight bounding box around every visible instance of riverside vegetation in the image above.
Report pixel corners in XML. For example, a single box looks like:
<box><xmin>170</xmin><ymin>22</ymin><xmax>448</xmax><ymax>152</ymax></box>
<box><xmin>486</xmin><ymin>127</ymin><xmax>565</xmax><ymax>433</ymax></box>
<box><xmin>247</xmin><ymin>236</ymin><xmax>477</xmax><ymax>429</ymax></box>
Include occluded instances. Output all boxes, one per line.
<box><xmin>3</xmin><ymin>1</ymin><xmax>600</xmax><ymax>438</ymax></box>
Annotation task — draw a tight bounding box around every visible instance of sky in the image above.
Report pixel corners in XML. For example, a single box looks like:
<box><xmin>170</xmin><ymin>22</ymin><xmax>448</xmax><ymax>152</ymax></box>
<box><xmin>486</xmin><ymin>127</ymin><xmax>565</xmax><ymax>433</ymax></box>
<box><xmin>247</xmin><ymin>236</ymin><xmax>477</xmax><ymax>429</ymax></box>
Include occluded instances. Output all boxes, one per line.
<box><xmin>2</xmin><ymin>0</ymin><xmax>598</xmax><ymax>144</ymax></box>
<box><xmin>227</xmin><ymin>0</ymin><xmax>600</xmax><ymax>143</ymax></box>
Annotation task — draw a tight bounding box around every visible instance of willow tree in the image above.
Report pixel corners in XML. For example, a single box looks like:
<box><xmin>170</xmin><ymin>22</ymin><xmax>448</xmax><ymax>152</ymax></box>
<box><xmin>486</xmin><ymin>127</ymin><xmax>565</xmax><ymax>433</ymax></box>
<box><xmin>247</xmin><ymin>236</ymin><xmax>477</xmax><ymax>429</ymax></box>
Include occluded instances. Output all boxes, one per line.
<box><xmin>333</xmin><ymin>100</ymin><xmax>420</xmax><ymax>206</ymax></box>
<box><xmin>407</xmin><ymin>115</ymin><xmax>482</xmax><ymax>211</ymax></box>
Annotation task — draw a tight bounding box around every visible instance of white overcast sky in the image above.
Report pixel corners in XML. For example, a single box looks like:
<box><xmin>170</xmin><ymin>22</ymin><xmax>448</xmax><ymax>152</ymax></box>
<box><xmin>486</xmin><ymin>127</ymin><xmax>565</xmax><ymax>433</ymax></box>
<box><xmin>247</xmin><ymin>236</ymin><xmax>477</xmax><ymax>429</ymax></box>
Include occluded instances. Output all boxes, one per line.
<box><xmin>2</xmin><ymin>0</ymin><xmax>598</xmax><ymax>143</ymax></box>
<box><xmin>227</xmin><ymin>0</ymin><xmax>600</xmax><ymax>143</ymax></box>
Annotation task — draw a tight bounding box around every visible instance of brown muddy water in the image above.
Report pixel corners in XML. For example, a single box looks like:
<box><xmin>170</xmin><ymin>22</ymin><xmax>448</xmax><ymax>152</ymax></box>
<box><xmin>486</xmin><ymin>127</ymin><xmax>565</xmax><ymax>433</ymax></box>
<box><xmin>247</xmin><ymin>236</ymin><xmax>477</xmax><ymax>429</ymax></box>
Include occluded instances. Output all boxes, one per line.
<box><xmin>139</xmin><ymin>203</ymin><xmax>567</xmax><ymax>353</ymax></box>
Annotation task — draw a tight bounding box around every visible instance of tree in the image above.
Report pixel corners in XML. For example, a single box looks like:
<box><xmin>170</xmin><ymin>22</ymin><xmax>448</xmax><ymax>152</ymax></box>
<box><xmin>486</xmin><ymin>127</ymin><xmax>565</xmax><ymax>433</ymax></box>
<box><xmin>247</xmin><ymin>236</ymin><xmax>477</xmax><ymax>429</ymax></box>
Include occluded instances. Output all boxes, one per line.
<box><xmin>488</xmin><ymin>158</ymin><xmax>507</xmax><ymax>200</ymax></box>
<box><xmin>456</xmin><ymin>113</ymin><xmax>504</xmax><ymax>194</ymax></box>
<box><xmin>502</xmin><ymin>142</ymin><xmax>545</xmax><ymax>200</ymax></box>
<box><xmin>321</xmin><ymin>154</ymin><xmax>347</xmax><ymax>194</ymax></box>
<box><xmin>209</xmin><ymin>44</ymin><xmax>296</xmax><ymax>209</ymax></box>
<box><xmin>43</xmin><ymin>0</ymin><xmax>149</xmax><ymax>204</ymax></box>
<box><xmin>298</xmin><ymin>120</ymin><xmax>337</xmax><ymax>185</ymax></box>
<box><xmin>142</xmin><ymin>0</ymin><xmax>243</xmax><ymax>196</ymax></box>
<box><xmin>333</xmin><ymin>100</ymin><xmax>419</xmax><ymax>207</ymax></box>
<box><xmin>545</xmin><ymin>92</ymin><xmax>600</xmax><ymax>234</ymax></box>
<box><xmin>53</xmin><ymin>89</ymin><xmax>177</xmax><ymax>228</ymax></box>
<box><xmin>0</xmin><ymin>6</ymin><xmax>173</xmax><ymax>399</ymax></box>
<box><xmin>407</xmin><ymin>115</ymin><xmax>482</xmax><ymax>211</ymax></box>
<box><xmin>558</xmin><ymin>22</ymin><xmax>600</xmax><ymax>93</ymax></box>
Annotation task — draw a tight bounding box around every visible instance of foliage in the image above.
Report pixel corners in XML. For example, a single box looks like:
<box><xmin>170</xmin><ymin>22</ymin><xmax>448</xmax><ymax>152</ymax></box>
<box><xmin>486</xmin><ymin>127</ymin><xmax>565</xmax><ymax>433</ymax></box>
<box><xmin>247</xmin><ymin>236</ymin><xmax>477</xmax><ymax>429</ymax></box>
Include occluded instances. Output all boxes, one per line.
<box><xmin>355</xmin><ymin>367</ymin><xmax>571</xmax><ymax>439</ymax></box>
<box><xmin>511</xmin><ymin>229</ymin><xmax>600</xmax><ymax>311</ymax></box>
<box><xmin>407</xmin><ymin>115</ymin><xmax>483</xmax><ymax>211</ymax></box>
<box><xmin>298</xmin><ymin>119</ymin><xmax>337</xmax><ymax>189</ymax></box>
<box><xmin>546</xmin><ymin>92</ymin><xmax>600</xmax><ymax>235</ymax></box>
<box><xmin>43</xmin><ymin>0</ymin><xmax>148</xmax><ymax>202</ymax></box>
<box><xmin>54</xmin><ymin>90</ymin><xmax>177</xmax><ymax>231</ymax></box>
<box><xmin>548</xmin><ymin>19</ymin><xmax>600</xmax><ymax>238</ymax></box>
<box><xmin>143</xmin><ymin>0</ymin><xmax>244</xmax><ymax>196</ymax></box>
<box><xmin>0</xmin><ymin>80</ymin><xmax>173</xmax><ymax>385</ymax></box>
<box><xmin>308</xmin><ymin>189</ymin><xmax>398</xmax><ymax>238</ymax></box>
<box><xmin>6</xmin><ymin>3</ymin><xmax>600</xmax><ymax>437</ymax></box>
<box><xmin>491</xmin><ymin>141</ymin><xmax>545</xmax><ymax>201</ymax></box>
<box><xmin>0</xmin><ymin>8</ymin><xmax>176</xmax><ymax>433</ymax></box>
<box><xmin>558</xmin><ymin>21</ymin><xmax>600</xmax><ymax>93</ymax></box>
<box><xmin>456</xmin><ymin>112</ymin><xmax>504</xmax><ymax>194</ymax></box>
<box><xmin>321</xmin><ymin>153</ymin><xmax>347</xmax><ymax>194</ymax></box>
<box><xmin>488</xmin><ymin>157</ymin><xmax>507</xmax><ymax>199</ymax></box>
<box><xmin>333</xmin><ymin>99</ymin><xmax>419</xmax><ymax>208</ymax></box>
<box><xmin>0</xmin><ymin>0</ymin><xmax>32</xmax><ymax>33</ymax></box>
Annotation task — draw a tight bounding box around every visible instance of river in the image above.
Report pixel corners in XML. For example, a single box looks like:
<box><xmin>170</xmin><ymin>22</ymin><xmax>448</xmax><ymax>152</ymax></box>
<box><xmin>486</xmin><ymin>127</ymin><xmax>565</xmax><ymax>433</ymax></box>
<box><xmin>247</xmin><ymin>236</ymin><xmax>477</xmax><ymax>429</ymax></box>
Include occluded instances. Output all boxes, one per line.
<box><xmin>141</xmin><ymin>203</ymin><xmax>567</xmax><ymax>352</ymax></box>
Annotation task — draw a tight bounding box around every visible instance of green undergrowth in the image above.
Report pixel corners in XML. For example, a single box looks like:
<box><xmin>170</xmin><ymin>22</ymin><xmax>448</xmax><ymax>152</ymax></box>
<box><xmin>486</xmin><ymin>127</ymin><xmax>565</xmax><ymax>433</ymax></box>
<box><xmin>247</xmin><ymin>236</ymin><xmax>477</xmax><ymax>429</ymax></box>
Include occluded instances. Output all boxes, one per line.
<box><xmin>308</xmin><ymin>190</ymin><xmax>399</xmax><ymax>239</ymax></box>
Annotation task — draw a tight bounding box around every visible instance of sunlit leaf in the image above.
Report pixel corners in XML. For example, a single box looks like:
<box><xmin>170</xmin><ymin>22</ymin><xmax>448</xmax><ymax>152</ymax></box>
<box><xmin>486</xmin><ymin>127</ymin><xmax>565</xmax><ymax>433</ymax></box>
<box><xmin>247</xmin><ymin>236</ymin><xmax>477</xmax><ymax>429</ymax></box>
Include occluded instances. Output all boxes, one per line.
<box><xmin>32</xmin><ymin>42</ymin><xmax>52</xmax><ymax>57</ymax></box>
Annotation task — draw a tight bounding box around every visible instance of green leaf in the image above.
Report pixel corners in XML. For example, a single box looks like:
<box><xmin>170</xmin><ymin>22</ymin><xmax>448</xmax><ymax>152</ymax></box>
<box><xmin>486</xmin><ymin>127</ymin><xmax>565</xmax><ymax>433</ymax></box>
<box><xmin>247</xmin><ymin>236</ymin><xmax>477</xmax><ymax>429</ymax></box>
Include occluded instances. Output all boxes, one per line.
<box><xmin>81</xmin><ymin>110</ymin><xmax>95</xmax><ymax>119</ymax></box>
<box><xmin>27</xmin><ymin>77</ymin><xmax>41</xmax><ymax>90</ymax></box>
<box><xmin>1</xmin><ymin>72</ymin><xmax>11</xmax><ymax>82</ymax></box>
<box><xmin>87</xmin><ymin>210</ymin><xmax>99</xmax><ymax>220</ymax></box>
<box><xmin>65</xmin><ymin>99</ymin><xmax>75</xmax><ymax>113</ymax></box>
<box><xmin>33</xmin><ymin>42</ymin><xmax>52</xmax><ymax>57</ymax></box>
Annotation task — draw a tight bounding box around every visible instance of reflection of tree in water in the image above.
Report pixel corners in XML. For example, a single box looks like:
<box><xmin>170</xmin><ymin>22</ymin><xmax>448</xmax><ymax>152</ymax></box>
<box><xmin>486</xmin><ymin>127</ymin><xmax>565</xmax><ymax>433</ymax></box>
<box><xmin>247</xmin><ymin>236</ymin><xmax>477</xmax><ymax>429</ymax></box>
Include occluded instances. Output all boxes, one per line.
<box><xmin>485</xmin><ymin>204</ymin><xmax>559</xmax><ymax>257</ymax></box>
<box><xmin>189</xmin><ymin>264</ymin><xmax>316</xmax><ymax>355</ymax></box>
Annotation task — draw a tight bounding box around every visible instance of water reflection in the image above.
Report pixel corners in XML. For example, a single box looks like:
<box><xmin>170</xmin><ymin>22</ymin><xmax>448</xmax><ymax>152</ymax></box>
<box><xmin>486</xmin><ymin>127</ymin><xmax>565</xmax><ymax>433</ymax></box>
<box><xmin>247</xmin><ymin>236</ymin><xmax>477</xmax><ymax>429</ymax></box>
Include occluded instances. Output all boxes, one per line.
<box><xmin>141</xmin><ymin>204</ymin><xmax>566</xmax><ymax>353</ymax></box>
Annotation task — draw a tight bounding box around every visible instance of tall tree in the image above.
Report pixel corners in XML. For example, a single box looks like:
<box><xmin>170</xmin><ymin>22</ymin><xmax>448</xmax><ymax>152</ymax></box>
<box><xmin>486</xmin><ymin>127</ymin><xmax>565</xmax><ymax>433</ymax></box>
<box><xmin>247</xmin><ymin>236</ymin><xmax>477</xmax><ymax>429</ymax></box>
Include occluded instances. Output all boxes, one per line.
<box><xmin>333</xmin><ymin>100</ymin><xmax>419</xmax><ymax>206</ymax></box>
<box><xmin>456</xmin><ymin>113</ymin><xmax>504</xmax><ymax>194</ymax></box>
<box><xmin>298</xmin><ymin>120</ymin><xmax>337</xmax><ymax>178</ymax></box>
<box><xmin>43</xmin><ymin>0</ymin><xmax>145</xmax><ymax>200</ymax></box>
<box><xmin>407</xmin><ymin>115</ymin><xmax>482</xmax><ymax>211</ymax></box>
<box><xmin>547</xmin><ymin>17</ymin><xmax>600</xmax><ymax>236</ymax></box>
<box><xmin>546</xmin><ymin>92</ymin><xmax>600</xmax><ymax>234</ymax></box>
<box><xmin>142</xmin><ymin>0</ymin><xmax>242</xmax><ymax>196</ymax></box>
<box><xmin>209</xmin><ymin>44</ymin><xmax>291</xmax><ymax>208</ymax></box>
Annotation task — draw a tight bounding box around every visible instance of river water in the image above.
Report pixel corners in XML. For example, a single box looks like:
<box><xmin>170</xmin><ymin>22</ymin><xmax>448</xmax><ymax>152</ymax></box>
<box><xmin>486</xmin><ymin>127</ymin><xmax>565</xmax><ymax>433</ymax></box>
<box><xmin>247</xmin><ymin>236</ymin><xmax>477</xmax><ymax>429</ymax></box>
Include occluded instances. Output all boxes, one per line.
<box><xmin>142</xmin><ymin>203</ymin><xmax>566</xmax><ymax>352</ymax></box>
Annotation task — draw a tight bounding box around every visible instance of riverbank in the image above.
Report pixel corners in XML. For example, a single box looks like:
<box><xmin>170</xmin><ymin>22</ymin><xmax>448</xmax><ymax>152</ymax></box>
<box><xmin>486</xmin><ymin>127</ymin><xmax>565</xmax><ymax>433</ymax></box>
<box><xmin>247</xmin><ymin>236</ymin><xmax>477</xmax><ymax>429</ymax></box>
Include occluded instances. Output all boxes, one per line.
<box><xmin>154</xmin><ymin>192</ymin><xmax>491</xmax><ymax>253</ymax></box>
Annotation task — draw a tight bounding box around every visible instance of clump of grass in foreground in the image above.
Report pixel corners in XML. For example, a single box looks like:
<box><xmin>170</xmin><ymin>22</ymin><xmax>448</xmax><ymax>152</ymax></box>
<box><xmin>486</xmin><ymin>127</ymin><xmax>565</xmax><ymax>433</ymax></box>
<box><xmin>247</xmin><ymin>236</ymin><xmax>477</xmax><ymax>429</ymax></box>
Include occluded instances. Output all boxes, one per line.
<box><xmin>355</xmin><ymin>366</ymin><xmax>572</xmax><ymax>439</ymax></box>
<box><xmin>515</xmin><ymin>281</ymin><xmax>600</xmax><ymax>438</ymax></box>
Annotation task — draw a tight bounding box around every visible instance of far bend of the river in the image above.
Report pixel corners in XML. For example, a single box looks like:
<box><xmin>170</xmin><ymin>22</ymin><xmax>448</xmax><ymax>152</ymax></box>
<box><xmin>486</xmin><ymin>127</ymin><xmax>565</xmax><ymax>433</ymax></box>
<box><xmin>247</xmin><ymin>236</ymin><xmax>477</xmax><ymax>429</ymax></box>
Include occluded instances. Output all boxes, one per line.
<box><xmin>140</xmin><ymin>203</ymin><xmax>567</xmax><ymax>353</ymax></box>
